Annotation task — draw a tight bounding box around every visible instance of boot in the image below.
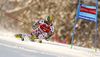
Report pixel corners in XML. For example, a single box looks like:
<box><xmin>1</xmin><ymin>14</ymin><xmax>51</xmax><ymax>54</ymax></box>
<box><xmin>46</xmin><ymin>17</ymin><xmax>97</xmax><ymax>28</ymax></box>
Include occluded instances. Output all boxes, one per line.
<box><xmin>30</xmin><ymin>36</ymin><xmax>37</xmax><ymax>41</ymax></box>
<box><xmin>15</xmin><ymin>34</ymin><xmax>24</xmax><ymax>41</ymax></box>
<box><xmin>15</xmin><ymin>34</ymin><xmax>22</xmax><ymax>38</ymax></box>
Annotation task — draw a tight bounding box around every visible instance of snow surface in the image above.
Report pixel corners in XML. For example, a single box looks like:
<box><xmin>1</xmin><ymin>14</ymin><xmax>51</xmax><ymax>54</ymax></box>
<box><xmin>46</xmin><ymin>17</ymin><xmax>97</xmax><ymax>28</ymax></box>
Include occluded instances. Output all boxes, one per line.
<box><xmin>0</xmin><ymin>31</ymin><xmax>100</xmax><ymax>57</ymax></box>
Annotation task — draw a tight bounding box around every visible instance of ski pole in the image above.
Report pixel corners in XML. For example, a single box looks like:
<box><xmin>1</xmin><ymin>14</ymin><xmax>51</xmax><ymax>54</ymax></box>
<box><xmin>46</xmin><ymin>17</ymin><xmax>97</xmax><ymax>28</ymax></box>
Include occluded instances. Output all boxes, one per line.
<box><xmin>3</xmin><ymin>12</ymin><xmax>32</xmax><ymax>27</ymax></box>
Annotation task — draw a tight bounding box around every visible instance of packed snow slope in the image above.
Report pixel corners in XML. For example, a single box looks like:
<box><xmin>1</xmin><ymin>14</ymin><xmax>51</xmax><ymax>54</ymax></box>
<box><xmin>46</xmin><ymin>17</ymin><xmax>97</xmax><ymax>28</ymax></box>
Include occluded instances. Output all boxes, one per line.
<box><xmin>0</xmin><ymin>31</ymin><xmax>100</xmax><ymax>57</ymax></box>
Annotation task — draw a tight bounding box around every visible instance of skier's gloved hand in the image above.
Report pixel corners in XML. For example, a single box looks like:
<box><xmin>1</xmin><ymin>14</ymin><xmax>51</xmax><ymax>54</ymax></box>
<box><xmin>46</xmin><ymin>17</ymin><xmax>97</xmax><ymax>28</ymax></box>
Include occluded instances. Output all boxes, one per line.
<box><xmin>32</xmin><ymin>25</ymin><xmax>36</xmax><ymax>30</ymax></box>
<box><xmin>45</xmin><ymin>36</ymin><xmax>50</xmax><ymax>41</ymax></box>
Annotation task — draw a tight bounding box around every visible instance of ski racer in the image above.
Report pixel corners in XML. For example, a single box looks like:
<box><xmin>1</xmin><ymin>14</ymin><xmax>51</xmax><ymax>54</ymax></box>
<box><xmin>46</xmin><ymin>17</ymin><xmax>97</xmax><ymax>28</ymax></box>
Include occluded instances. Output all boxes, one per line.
<box><xmin>15</xmin><ymin>16</ymin><xmax>54</xmax><ymax>43</ymax></box>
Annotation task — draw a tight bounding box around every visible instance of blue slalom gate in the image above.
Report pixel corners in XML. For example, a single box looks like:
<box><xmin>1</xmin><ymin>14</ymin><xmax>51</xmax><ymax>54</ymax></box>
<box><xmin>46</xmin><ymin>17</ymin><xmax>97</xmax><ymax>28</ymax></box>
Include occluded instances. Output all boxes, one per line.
<box><xmin>71</xmin><ymin>0</ymin><xmax>98</xmax><ymax>52</ymax></box>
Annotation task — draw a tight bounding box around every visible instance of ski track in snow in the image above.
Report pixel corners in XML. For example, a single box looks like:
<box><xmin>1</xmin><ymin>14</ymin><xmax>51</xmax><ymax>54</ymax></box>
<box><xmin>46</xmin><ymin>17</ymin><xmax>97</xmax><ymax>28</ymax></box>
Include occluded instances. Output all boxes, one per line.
<box><xmin>0</xmin><ymin>31</ymin><xmax>100</xmax><ymax>57</ymax></box>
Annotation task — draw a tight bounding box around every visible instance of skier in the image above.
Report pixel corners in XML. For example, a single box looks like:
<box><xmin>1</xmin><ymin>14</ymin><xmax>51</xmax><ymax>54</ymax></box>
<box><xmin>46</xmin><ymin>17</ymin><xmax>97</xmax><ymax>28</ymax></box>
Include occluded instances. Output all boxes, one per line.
<box><xmin>15</xmin><ymin>16</ymin><xmax>54</xmax><ymax>43</ymax></box>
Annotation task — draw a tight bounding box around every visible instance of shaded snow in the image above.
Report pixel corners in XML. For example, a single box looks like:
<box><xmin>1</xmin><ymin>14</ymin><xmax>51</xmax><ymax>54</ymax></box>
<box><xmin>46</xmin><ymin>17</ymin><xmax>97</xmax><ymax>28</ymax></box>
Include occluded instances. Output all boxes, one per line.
<box><xmin>0</xmin><ymin>31</ymin><xmax>100</xmax><ymax>57</ymax></box>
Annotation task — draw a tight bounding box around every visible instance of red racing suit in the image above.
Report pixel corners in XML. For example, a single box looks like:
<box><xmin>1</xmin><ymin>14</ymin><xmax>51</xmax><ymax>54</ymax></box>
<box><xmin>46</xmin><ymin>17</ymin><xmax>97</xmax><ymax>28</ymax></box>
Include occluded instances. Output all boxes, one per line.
<box><xmin>30</xmin><ymin>20</ymin><xmax>54</xmax><ymax>39</ymax></box>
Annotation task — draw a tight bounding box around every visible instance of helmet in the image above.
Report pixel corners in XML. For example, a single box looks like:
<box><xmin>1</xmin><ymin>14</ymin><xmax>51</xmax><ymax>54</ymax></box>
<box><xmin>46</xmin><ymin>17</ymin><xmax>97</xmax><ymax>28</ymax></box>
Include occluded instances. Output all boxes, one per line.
<box><xmin>46</xmin><ymin>16</ymin><xmax>53</xmax><ymax>21</ymax></box>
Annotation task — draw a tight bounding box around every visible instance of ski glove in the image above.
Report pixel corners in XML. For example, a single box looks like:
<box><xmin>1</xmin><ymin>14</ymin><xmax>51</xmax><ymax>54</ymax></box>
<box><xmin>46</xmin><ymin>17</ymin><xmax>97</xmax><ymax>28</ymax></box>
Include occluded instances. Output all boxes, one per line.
<box><xmin>32</xmin><ymin>25</ymin><xmax>36</xmax><ymax>30</ymax></box>
<box><xmin>45</xmin><ymin>36</ymin><xmax>50</xmax><ymax>41</ymax></box>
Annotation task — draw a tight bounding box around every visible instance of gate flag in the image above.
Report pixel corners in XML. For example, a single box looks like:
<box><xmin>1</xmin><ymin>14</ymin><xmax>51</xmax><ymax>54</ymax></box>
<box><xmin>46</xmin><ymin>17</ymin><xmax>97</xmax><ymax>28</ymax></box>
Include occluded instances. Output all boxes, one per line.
<box><xmin>78</xmin><ymin>4</ymin><xmax>97</xmax><ymax>22</ymax></box>
<box><xmin>71</xmin><ymin>0</ymin><xmax>98</xmax><ymax>52</ymax></box>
